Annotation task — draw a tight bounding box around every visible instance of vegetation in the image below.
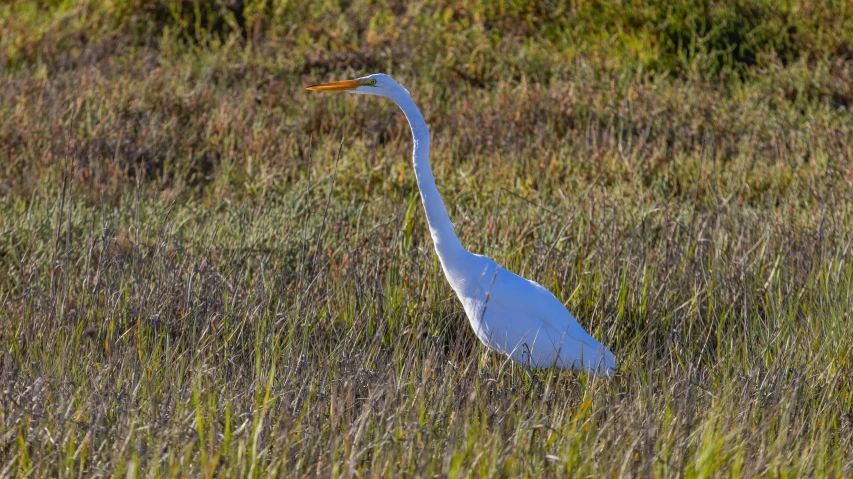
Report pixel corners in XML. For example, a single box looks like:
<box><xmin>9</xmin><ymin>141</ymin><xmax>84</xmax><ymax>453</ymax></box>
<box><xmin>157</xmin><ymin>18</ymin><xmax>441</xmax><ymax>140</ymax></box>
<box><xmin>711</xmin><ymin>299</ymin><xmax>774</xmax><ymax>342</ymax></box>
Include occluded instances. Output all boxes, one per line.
<box><xmin>1</xmin><ymin>0</ymin><xmax>852</xmax><ymax>476</ymax></box>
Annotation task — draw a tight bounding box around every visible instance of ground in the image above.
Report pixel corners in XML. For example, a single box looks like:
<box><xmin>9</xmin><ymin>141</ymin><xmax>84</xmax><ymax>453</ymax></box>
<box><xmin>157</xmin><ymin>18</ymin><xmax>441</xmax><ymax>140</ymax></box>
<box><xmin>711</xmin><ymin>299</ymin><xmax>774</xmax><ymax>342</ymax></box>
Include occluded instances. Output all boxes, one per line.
<box><xmin>1</xmin><ymin>1</ymin><xmax>852</xmax><ymax>477</ymax></box>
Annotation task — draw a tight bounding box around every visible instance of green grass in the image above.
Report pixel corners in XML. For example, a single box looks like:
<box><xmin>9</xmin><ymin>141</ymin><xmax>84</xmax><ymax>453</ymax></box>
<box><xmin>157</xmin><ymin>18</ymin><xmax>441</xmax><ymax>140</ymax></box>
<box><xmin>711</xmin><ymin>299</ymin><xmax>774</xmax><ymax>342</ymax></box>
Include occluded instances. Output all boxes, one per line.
<box><xmin>1</xmin><ymin>1</ymin><xmax>852</xmax><ymax>477</ymax></box>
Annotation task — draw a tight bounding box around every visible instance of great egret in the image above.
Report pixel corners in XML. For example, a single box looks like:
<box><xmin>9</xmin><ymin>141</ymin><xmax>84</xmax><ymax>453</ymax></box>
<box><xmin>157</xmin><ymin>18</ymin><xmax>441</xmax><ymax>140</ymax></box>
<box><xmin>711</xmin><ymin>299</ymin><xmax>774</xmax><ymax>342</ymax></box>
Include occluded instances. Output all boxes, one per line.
<box><xmin>307</xmin><ymin>74</ymin><xmax>617</xmax><ymax>376</ymax></box>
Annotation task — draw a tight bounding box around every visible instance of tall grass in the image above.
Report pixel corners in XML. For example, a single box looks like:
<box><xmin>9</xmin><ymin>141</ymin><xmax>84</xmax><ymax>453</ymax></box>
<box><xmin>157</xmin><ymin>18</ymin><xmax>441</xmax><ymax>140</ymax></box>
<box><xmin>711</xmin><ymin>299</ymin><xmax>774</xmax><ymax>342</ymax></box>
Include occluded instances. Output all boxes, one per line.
<box><xmin>1</xmin><ymin>1</ymin><xmax>852</xmax><ymax>476</ymax></box>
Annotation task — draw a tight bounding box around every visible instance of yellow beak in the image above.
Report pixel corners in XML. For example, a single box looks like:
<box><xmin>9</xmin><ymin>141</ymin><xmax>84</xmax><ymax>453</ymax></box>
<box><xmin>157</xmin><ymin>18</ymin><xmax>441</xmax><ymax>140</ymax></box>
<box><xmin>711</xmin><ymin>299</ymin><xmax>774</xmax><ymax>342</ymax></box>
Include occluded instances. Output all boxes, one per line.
<box><xmin>306</xmin><ymin>79</ymin><xmax>362</xmax><ymax>91</ymax></box>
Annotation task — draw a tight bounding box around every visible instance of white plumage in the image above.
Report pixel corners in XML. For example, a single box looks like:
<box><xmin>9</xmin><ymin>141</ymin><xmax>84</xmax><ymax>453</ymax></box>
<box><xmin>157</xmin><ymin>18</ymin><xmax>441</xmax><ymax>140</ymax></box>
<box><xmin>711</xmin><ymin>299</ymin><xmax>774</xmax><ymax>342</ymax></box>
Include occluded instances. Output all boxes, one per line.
<box><xmin>308</xmin><ymin>73</ymin><xmax>617</xmax><ymax>376</ymax></box>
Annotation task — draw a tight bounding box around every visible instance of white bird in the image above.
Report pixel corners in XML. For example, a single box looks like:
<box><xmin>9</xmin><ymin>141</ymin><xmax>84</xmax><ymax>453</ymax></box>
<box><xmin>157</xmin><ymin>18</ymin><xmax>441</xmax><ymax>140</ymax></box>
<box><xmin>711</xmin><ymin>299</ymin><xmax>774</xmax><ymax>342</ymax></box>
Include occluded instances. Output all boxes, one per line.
<box><xmin>307</xmin><ymin>74</ymin><xmax>617</xmax><ymax>376</ymax></box>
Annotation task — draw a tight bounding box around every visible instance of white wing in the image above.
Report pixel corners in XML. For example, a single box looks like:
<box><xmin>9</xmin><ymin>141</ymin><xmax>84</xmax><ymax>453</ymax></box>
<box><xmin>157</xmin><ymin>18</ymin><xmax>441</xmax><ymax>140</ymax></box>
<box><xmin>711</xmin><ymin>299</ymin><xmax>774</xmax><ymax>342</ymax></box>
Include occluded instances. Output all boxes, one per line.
<box><xmin>460</xmin><ymin>260</ymin><xmax>616</xmax><ymax>374</ymax></box>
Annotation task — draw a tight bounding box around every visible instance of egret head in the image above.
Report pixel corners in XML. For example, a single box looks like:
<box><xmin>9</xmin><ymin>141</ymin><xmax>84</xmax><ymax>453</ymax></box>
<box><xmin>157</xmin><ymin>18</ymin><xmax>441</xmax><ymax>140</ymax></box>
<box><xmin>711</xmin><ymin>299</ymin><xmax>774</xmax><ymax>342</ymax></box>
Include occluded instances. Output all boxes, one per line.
<box><xmin>306</xmin><ymin>73</ymin><xmax>409</xmax><ymax>98</ymax></box>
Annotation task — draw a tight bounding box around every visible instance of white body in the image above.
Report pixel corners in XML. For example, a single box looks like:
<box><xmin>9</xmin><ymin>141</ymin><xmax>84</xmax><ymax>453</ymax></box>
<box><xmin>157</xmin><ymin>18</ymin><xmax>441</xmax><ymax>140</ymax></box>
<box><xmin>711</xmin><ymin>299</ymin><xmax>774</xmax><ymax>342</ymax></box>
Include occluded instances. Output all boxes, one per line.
<box><xmin>309</xmin><ymin>74</ymin><xmax>617</xmax><ymax>375</ymax></box>
<box><xmin>447</xmin><ymin>252</ymin><xmax>616</xmax><ymax>374</ymax></box>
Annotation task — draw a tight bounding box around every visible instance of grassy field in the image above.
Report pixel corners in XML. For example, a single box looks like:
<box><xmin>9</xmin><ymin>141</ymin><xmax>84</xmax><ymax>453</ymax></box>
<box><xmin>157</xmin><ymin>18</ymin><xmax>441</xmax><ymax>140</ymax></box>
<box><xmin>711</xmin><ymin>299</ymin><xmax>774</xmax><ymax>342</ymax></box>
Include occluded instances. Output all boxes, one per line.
<box><xmin>1</xmin><ymin>1</ymin><xmax>853</xmax><ymax>477</ymax></box>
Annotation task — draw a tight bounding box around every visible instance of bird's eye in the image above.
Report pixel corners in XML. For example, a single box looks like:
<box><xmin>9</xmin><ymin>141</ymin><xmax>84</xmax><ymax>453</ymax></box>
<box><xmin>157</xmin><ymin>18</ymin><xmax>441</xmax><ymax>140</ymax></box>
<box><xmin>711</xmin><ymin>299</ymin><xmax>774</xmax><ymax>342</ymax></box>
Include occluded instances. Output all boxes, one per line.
<box><xmin>370</xmin><ymin>80</ymin><xmax>377</xmax><ymax>85</ymax></box>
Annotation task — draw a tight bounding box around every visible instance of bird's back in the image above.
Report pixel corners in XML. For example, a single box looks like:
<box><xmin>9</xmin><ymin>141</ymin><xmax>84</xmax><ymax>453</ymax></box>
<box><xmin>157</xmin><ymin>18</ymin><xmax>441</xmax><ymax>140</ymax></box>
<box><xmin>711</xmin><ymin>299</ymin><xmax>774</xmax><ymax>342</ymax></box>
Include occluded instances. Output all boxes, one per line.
<box><xmin>447</xmin><ymin>252</ymin><xmax>616</xmax><ymax>374</ymax></box>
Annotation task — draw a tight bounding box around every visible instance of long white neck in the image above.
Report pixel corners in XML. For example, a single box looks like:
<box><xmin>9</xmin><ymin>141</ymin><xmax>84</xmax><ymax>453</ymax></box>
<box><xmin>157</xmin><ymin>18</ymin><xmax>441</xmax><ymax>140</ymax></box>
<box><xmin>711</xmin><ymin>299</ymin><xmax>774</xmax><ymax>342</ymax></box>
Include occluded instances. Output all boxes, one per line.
<box><xmin>388</xmin><ymin>91</ymin><xmax>467</xmax><ymax>266</ymax></box>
